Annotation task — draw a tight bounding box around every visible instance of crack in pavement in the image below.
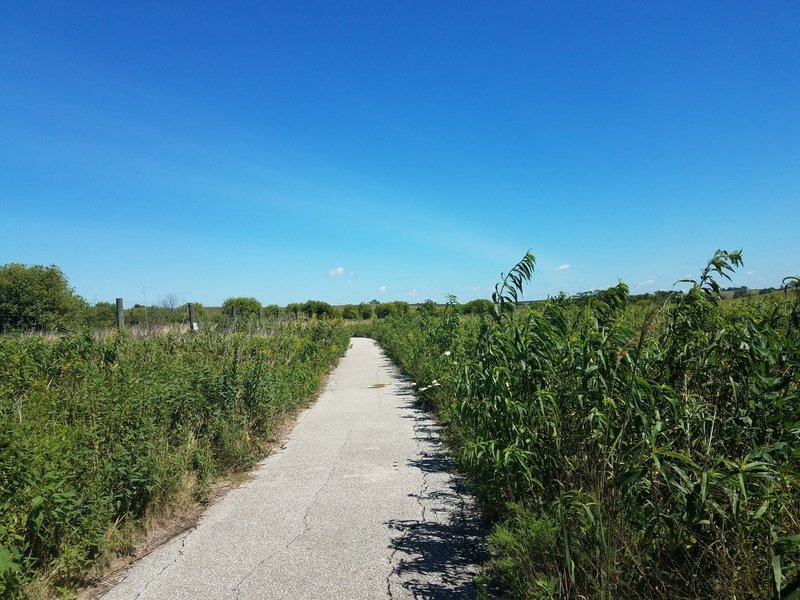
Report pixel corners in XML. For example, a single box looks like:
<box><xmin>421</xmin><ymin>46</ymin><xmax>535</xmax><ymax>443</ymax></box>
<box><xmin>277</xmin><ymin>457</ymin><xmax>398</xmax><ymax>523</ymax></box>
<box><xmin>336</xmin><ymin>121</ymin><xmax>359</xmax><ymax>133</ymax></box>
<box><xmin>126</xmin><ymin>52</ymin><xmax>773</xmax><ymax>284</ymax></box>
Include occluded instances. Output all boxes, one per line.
<box><xmin>230</xmin><ymin>553</ymin><xmax>273</xmax><ymax>599</ymax></box>
<box><xmin>130</xmin><ymin>526</ymin><xmax>196</xmax><ymax>600</ymax></box>
<box><xmin>286</xmin><ymin>417</ymin><xmax>354</xmax><ymax>550</ymax></box>
<box><xmin>385</xmin><ymin>403</ymin><xmax>432</xmax><ymax>598</ymax></box>
<box><xmin>102</xmin><ymin>339</ymin><xmax>484</xmax><ymax>600</ymax></box>
<box><xmin>231</xmin><ymin>401</ymin><xmax>354</xmax><ymax>596</ymax></box>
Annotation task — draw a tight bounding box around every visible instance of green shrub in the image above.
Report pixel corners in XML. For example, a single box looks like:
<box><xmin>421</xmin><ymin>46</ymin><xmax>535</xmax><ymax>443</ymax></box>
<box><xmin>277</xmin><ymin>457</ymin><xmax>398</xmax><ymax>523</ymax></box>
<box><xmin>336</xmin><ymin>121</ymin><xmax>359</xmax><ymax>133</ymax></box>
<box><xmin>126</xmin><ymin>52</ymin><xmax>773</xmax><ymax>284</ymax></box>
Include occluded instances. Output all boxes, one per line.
<box><xmin>0</xmin><ymin>322</ymin><xmax>348</xmax><ymax>596</ymax></box>
<box><xmin>0</xmin><ymin>264</ymin><xmax>87</xmax><ymax>332</ymax></box>
<box><xmin>364</xmin><ymin>250</ymin><xmax>800</xmax><ymax>599</ymax></box>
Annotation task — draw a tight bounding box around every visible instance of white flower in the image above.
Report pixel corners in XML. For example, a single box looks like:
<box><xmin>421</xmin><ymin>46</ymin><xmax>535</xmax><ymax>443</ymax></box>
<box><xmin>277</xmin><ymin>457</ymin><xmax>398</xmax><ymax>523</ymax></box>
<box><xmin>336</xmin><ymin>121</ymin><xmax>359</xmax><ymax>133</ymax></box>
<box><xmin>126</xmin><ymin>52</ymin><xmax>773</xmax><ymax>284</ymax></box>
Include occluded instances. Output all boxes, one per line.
<box><xmin>419</xmin><ymin>380</ymin><xmax>440</xmax><ymax>393</ymax></box>
<box><xmin>443</xmin><ymin>350</ymin><xmax>452</xmax><ymax>356</ymax></box>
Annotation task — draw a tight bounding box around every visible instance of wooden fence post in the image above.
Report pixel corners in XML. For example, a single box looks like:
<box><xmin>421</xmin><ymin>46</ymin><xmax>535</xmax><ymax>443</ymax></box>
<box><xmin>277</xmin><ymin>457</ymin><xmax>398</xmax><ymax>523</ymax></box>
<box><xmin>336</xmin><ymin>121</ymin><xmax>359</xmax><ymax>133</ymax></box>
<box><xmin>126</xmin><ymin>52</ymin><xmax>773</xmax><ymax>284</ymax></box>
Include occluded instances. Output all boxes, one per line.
<box><xmin>188</xmin><ymin>303</ymin><xmax>198</xmax><ymax>331</ymax></box>
<box><xmin>116</xmin><ymin>298</ymin><xmax>124</xmax><ymax>329</ymax></box>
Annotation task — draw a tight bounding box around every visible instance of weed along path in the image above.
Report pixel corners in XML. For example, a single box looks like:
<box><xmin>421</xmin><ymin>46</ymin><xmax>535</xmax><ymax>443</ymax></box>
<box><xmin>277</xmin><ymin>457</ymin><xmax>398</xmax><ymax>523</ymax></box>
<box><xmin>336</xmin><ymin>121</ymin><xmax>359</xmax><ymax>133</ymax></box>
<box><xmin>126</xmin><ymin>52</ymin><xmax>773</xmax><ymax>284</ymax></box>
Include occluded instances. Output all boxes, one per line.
<box><xmin>101</xmin><ymin>337</ymin><xmax>485</xmax><ymax>599</ymax></box>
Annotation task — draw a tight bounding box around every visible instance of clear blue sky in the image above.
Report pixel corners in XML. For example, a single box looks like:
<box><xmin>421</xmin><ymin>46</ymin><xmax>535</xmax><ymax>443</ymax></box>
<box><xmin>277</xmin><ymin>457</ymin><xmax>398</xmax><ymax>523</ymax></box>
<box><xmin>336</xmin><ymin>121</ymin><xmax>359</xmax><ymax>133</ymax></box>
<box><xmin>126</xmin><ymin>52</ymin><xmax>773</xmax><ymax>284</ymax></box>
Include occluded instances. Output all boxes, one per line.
<box><xmin>2</xmin><ymin>1</ymin><xmax>798</xmax><ymax>306</ymax></box>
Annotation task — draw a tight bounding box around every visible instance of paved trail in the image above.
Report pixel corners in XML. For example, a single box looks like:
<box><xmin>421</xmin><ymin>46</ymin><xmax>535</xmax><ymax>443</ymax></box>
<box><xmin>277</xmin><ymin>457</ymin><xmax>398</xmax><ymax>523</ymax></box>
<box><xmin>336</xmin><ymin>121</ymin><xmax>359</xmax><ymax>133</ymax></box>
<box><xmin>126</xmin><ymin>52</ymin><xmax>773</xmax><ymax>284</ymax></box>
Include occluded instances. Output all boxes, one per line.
<box><xmin>102</xmin><ymin>337</ymin><xmax>485</xmax><ymax>599</ymax></box>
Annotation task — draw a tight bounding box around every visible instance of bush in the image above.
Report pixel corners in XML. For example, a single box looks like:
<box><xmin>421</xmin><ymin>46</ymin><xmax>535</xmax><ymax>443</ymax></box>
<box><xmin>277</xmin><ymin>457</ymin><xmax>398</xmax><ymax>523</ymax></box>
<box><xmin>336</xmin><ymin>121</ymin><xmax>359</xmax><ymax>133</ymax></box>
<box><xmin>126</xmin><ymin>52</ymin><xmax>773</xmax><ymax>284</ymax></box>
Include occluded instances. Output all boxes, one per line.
<box><xmin>0</xmin><ymin>322</ymin><xmax>348</xmax><ymax>596</ymax></box>
<box><xmin>0</xmin><ymin>264</ymin><xmax>86</xmax><ymax>331</ymax></box>
<box><xmin>301</xmin><ymin>300</ymin><xmax>338</xmax><ymax>319</ymax></box>
<box><xmin>363</xmin><ymin>251</ymin><xmax>800</xmax><ymax>599</ymax></box>
<box><xmin>222</xmin><ymin>297</ymin><xmax>262</xmax><ymax>320</ymax></box>
<box><xmin>462</xmin><ymin>298</ymin><xmax>493</xmax><ymax>316</ymax></box>
<box><xmin>375</xmin><ymin>301</ymin><xmax>410</xmax><ymax>319</ymax></box>
<box><xmin>358</xmin><ymin>303</ymin><xmax>373</xmax><ymax>319</ymax></box>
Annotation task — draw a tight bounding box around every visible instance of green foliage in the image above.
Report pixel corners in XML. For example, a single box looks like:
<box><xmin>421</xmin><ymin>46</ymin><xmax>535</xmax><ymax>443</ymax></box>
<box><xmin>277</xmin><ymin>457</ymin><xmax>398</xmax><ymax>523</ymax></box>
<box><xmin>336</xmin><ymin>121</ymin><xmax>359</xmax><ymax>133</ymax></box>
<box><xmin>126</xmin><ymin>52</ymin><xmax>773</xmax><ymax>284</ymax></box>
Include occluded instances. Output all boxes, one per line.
<box><xmin>85</xmin><ymin>302</ymin><xmax>118</xmax><ymax>328</ymax></box>
<box><xmin>358</xmin><ymin>303</ymin><xmax>373</xmax><ymax>319</ymax></box>
<box><xmin>0</xmin><ymin>322</ymin><xmax>348</xmax><ymax>596</ymax></box>
<box><xmin>222</xmin><ymin>296</ymin><xmax>262</xmax><ymax>319</ymax></box>
<box><xmin>0</xmin><ymin>264</ymin><xmax>87</xmax><ymax>332</ymax></box>
<box><xmin>375</xmin><ymin>301</ymin><xmax>410</xmax><ymax>319</ymax></box>
<box><xmin>262</xmin><ymin>304</ymin><xmax>281</xmax><ymax>318</ymax></box>
<box><xmin>342</xmin><ymin>304</ymin><xmax>359</xmax><ymax>320</ymax></box>
<box><xmin>418</xmin><ymin>299</ymin><xmax>440</xmax><ymax>316</ymax></box>
<box><xmin>286</xmin><ymin>300</ymin><xmax>340</xmax><ymax>320</ymax></box>
<box><xmin>484</xmin><ymin>506</ymin><xmax>559</xmax><ymax>599</ymax></box>
<box><xmin>366</xmin><ymin>250</ymin><xmax>800</xmax><ymax>599</ymax></box>
<box><xmin>462</xmin><ymin>299</ymin><xmax>493</xmax><ymax>316</ymax></box>
<box><xmin>300</xmin><ymin>300</ymin><xmax>338</xmax><ymax>319</ymax></box>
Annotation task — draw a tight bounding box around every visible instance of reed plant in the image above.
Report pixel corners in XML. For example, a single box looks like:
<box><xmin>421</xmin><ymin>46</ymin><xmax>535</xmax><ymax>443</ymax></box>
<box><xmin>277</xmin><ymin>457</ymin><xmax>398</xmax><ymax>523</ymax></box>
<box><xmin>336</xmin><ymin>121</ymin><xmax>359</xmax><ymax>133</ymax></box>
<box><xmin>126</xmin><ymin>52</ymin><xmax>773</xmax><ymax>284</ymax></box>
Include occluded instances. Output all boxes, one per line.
<box><xmin>368</xmin><ymin>251</ymin><xmax>800</xmax><ymax>599</ymax></box>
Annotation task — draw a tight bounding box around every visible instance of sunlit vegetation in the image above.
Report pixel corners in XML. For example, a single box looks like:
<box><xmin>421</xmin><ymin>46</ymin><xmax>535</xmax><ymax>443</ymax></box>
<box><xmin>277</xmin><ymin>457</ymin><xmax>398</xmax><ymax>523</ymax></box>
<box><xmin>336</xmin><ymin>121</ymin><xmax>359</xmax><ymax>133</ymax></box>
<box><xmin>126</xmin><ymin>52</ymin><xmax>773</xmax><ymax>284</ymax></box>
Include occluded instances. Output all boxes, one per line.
<box><xmin>0</xmin><ymin>322</ymin><xmax>347</xmax><ymax>596</ymax></box>
<box><xmin>363</xmin><ymin>251</ymin><xmax>800</xmax><ymax>599</ymax></box>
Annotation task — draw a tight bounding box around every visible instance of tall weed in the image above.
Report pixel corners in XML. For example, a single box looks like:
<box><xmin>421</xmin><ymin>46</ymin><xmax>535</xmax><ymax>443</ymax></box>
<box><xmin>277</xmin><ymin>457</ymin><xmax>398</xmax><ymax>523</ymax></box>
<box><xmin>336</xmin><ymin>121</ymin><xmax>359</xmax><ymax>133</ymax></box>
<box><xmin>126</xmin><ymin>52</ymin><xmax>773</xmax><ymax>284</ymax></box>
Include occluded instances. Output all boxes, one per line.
<box><xmin>368</xmin><ymin>251</ymin><xmax>800</xmax><ymax>599</ymax></box>
<box><xmin>0</xmin><ymin>321</ymin><xmax>347</xmax><ymax>596</ymax></box>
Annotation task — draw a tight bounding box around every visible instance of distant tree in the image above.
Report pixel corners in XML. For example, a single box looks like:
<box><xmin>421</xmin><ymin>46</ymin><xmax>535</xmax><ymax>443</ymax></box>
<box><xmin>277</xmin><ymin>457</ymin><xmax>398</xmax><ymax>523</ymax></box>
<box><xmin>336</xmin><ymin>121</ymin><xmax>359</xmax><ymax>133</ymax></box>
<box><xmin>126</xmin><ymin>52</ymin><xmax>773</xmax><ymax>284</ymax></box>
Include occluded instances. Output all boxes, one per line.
<box><xmin>262</xmin><ymin>304</ymin><xmax>281</xmax><ymax>318</ymax></box>
<box><xmin>222</xmin><ymin>297</ymin><xmax>262</xmax><ymax>319</ymax></box>
<box><xmin>301</xmin><ymin>299</ymin><xmax>338</xmax><ymax>319</ymax></box>
<box><xmin>462</xmin><ymin>299</ymin><xmax>493</xmax><ymax>316</ymax></box>
<box><xmin>375</xmin><ymin>301</ymin><xmax>410</xmax><ymax>319</ymax></box>
<box><xmin>0</xmin><ymin>263</ymin><xmax>86</xmax><ymax>331</ymax></box>
<box><xmin>358</xmin><ymin>303</ymin><xmax>373</xmax><ymax>319</ymax></box>
<box><xmin>285</xmin><ymin>303</ymin><xmax>302</xmax><ymax>319</ymax></box>
<box><xmin>160</xmin><ymin>293</ymin><xmax>179</xmax><ymax>310</ymax></box>
<box><xmin>369</xmin><ymin>299</ymin><xmax>380</xmax><ymax>305</ymax></box>
<box><xmin>418</xmin><ymin>299</ymin><xmax>439</xmax><ymax>316</ymax></box>
<box><xmin>86</xmin><ymin>301</ymin><xmax>118</xmax><ymax>328</ymax></box>
<box><xmin>342</xmin><ymin>304</ymin><xmax>359</xmax><ymax>320</ymax></box>
<box><xmin>733</xmin><ymin>288</ymin><xmax>749</xmax><ymax>298</ymax></box>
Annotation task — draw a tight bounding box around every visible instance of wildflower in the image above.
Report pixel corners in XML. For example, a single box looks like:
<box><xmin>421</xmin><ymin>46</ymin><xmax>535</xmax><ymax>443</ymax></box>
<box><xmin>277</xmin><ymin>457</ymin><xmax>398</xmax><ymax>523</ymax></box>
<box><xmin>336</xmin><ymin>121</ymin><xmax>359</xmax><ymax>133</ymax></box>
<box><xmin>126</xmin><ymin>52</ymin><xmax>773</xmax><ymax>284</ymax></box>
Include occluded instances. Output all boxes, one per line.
<box><xmin>444</xmin><ymin>350</ymin><xmax>452</xmax><ymax>356</ymax></box>
<box><xmin>419</xmin><ymin>380</ymin><xmax>440</xmax><ymax>393</ymax></box>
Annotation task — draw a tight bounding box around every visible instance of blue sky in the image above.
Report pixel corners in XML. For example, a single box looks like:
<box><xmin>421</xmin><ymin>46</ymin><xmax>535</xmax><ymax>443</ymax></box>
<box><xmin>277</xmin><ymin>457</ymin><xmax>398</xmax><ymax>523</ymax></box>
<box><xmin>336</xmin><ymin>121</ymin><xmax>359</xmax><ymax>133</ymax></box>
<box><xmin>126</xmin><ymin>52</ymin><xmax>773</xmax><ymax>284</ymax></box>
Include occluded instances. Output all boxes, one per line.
<box><xmin>2</xmin><ymin>1</ymin><xmax>798</xmax><ymax>306</ymax></box>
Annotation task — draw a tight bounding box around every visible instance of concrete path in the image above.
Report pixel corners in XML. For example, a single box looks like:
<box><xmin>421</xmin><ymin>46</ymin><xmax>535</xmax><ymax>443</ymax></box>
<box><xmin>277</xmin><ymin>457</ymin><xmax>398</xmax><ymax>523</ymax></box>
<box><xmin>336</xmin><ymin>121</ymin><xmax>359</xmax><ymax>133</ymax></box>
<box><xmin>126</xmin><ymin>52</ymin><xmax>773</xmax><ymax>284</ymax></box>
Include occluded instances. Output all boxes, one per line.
<box><xmin>102</xmin><ymin>337</ymin><xmax>485</xmax><ymax>599</ymax></box>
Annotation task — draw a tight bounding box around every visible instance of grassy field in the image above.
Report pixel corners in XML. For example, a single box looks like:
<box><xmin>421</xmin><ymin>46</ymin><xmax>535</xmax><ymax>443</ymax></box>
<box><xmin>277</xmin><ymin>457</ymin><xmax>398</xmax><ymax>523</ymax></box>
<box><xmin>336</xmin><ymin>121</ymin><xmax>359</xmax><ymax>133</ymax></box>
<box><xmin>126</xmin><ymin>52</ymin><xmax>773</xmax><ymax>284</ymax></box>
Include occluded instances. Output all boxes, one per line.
<box><xmin>357</xmin><ymin>251</ymin><xmax>800</xmax><ymax>599</ymax></box>
<box><xmin>0</xmin><ymin>321</ymin><xmax>348</xmax><ymax>597</ymax></box>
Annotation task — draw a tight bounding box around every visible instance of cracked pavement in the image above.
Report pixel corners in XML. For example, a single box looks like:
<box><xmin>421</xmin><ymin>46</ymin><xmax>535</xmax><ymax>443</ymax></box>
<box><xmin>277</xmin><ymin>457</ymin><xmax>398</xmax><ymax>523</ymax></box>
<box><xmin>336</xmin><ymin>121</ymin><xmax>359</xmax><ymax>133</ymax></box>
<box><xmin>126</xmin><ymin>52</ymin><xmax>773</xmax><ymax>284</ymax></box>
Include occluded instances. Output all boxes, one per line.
<box><xmin>102</xmin><ymin>337</ymin><xmax>485</xmax><ymax>599</ymax></box>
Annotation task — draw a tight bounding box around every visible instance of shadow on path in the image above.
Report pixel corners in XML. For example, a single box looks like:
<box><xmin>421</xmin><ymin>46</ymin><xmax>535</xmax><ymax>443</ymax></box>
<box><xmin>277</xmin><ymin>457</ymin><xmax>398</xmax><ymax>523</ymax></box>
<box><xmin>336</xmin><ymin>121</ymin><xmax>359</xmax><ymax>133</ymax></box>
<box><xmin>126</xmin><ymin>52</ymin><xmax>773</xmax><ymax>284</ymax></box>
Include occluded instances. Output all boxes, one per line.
<box><xmin>386</xmin><ymin>397</ymin><xmax>488</xmax><ymax>600</ymax></box>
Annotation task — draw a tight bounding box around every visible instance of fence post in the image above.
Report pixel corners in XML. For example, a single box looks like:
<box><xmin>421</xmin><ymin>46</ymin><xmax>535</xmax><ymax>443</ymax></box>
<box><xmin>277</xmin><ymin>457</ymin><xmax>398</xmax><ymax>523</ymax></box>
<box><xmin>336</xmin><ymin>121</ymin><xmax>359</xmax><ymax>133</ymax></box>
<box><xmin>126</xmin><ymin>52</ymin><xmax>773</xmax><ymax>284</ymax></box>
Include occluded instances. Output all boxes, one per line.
<box><xmin>116</xmin><ymin>298</ymin><xmax>124</xmax><ymax>329</ymax></box>
<box><xmin>188</xmin><ymin>303</ymin><xmax>198</xmax><ymax>331</ymax></box>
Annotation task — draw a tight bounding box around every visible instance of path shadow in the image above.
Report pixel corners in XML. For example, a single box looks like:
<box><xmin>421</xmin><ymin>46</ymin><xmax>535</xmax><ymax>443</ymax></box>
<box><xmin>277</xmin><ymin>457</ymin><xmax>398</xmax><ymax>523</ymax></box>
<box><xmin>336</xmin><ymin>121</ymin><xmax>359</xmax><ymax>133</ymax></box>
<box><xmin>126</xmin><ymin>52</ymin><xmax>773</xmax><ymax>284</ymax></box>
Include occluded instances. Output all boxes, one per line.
<box><xmin>386</xmin><ymin>402</ymin><xmax>488</xmax><ymax>599</ymax></box>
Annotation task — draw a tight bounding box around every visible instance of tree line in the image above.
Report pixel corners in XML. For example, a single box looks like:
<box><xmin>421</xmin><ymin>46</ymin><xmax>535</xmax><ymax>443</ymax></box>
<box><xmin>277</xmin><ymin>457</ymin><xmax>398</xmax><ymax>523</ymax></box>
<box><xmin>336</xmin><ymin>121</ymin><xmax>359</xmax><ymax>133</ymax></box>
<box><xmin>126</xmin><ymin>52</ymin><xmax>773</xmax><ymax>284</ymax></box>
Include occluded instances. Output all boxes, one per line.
<box><xmin>0</xmin><ymin>263</ymin><xmax>436</xmax><ymax>332</ymax></box>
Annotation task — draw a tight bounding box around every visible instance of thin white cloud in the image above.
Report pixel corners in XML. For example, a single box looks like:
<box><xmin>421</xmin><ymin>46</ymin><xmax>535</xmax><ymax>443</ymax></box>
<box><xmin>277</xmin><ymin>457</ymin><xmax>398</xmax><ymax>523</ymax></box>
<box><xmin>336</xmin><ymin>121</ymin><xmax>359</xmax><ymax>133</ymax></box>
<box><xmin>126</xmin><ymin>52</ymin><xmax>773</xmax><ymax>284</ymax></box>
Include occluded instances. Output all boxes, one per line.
<box><xmin>746</xmin><ymin>270</ymin><xmax>755</xmax><ymax>276</ymax></box>
<box><xmin>409</xmin><ymin>288</ymin><xmax>418</xmax><ymax>298</ymax></box>
<box><xmin>347</xmin><ymin>279</ymin><xmax>352</xmax><ymax>285</ymax></box>
<box><xmin>554</xmin><ymin>264</ymin><xmax>570</xmax><ymax>272</ymax></box>
<box><xmin>472</xmin><ymin>286</ymin><xmax>481</xmax><ymax>292</ymax></box>
<box><xmin>328</xmin><ymin>266</ymin><xmax>345</xmax><ymax>277</ymax></box>
<box><xmin>378</xmin><ymin>285</ymin><xmax>387</xmax><ymax>293</ymax></box>
<box><xmin>638</xmin><ymin>279</ymin><xmax>656</xmax><ymax>286</ymax></box>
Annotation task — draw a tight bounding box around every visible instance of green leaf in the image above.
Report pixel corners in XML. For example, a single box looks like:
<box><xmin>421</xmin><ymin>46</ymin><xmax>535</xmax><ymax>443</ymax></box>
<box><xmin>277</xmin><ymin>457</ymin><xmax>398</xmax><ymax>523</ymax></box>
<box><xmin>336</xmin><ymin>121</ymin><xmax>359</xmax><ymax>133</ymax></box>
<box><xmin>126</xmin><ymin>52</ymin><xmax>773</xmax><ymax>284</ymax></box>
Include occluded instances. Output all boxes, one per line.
<box><xmin>0</xmin><ymin>544</ymin><xmax>20</xmax><ymax>574</ymax></box>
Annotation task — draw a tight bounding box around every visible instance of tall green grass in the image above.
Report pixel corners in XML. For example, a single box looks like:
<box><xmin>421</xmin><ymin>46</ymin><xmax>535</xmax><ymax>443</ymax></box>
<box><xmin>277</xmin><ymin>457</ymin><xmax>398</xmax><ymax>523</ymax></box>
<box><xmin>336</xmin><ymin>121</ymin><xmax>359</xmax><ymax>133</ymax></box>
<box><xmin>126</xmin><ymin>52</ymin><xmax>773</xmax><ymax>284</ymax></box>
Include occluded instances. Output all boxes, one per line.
<box><xmin>0</xmin><ymin>321</ymin><xmax>347</xmax><ymax>597</ymax></box>
<box><xmin>366</xmin><ymin>251</ymin><xmax>800</xmax><ymax>599</ymax></box>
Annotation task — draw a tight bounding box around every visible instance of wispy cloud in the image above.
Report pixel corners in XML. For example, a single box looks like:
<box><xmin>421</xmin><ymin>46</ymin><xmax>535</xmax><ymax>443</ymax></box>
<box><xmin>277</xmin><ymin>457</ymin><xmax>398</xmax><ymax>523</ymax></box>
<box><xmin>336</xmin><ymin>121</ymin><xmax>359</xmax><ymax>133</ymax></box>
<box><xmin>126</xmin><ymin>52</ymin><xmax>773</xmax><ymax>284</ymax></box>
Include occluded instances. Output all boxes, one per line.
<box><xmin>409</xmin><ymin>288</ymin><xmax>418</xmax><ymax>298</ymax></box>
<box><xmin>378</xmin><ymin>285</ymin><xmax>387</xmax><ymax>293</ymax></box>
<box><xmin>554</xmin><ymin>264</ymin><xmax>570</xmax><ymax>272</ymax></box>
<box><xmin>746</xmin><ymin>270</ymin><xmax>755</xmax><ymax>276</ymax></box>
<box><xmin>638</xmin><ymin>279</ymin><xmax>656</xmax><ymax>286</ymax></box>
<box><xmin>328</xmin><ymin>266</ymin><xmax>345</xmax><ymax>277</ymax></box>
